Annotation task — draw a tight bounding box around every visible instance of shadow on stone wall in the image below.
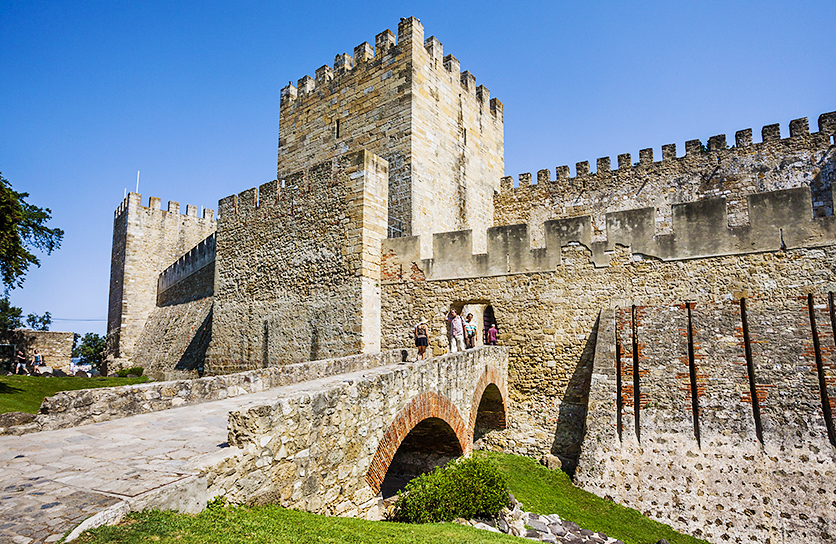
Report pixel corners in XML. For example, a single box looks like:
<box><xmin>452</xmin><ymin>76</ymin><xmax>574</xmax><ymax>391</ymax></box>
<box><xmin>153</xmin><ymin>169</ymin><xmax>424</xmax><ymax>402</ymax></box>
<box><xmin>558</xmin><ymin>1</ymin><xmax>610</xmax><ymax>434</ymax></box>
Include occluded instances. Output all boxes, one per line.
<box><xmin>174</xmin><ymin>307</ymin><xmax>212</xmax><ymax>376</ymax></box>
<box><xmin>551</xmin><ymin>312</ymin><xmax>599</xmax><ymax>477</ymax></box>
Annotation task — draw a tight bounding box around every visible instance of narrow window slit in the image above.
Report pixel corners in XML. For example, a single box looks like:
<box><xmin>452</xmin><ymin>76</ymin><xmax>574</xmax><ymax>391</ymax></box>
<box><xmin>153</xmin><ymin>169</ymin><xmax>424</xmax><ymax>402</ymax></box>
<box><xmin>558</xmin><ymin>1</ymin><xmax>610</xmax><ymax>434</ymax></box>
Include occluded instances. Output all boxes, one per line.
<box><xmin>740</xmin><ymin>297</ymin><xmax>764</xmax><ymax>445</ymax></box>
<box><xmin>631</xmin><ymin>305</ymin><xmax>640</xmax><ymax>443</ymax></box>
<box><xmin>686</xmin><ymin>302</ymin><xmax>701</xmax><ymax>447</ymax></box>
<box><xmin>812</xmin><ymin>293</ymin><xmax>836</xmax><ymax>447</ymax></box>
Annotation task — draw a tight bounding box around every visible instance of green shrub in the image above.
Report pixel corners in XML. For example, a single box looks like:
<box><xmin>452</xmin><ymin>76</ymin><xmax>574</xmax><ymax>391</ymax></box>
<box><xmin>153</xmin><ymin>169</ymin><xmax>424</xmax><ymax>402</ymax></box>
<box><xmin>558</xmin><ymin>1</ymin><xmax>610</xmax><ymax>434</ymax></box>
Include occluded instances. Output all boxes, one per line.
<box><xmin>390</xmin><ymin>456</ymin><xmax>509</xmax><ymax>523</ymax></box>
<box><xmin>116</xmin><ymin>366</ymin><xmax>144</xmax><ymax>377</ymax></box>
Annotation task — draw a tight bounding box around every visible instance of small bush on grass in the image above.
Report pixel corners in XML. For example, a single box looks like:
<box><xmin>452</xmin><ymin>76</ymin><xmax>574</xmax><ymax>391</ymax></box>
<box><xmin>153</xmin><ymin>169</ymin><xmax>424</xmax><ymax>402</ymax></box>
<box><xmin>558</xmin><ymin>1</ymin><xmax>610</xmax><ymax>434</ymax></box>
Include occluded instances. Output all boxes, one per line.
<box><xmin>116</xmin><ymin>366</ymin><xmax>144</xmax><ymax>377</ymax></box>
<box><xmin>390</xmin><ymin>456</ymin><xmax>509</xmax><ymax>523</ymax></box>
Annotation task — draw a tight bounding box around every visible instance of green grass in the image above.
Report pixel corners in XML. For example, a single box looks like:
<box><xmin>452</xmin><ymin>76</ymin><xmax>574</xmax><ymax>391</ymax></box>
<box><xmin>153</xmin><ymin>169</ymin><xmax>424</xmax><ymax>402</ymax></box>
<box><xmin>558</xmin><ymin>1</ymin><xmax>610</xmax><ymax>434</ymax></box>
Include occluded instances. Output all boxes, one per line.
<box><xmin>74</xmin><ymin>506</ymin><xmax>522</xmax><ymax>544</ymax></box>
<box><xmin>74</xmin><ymin>452</ymin><xmax>708</xmax><ymax>544</ymax></box>
<box><xmin>477</xmin><ymin>451</ymin><xmax>708</xmax><ymax>544</ymax></box>
<box><xmin>0</xmin><ymin>374</ymin><xmax>149</xmax><ymax>414</ymax></box>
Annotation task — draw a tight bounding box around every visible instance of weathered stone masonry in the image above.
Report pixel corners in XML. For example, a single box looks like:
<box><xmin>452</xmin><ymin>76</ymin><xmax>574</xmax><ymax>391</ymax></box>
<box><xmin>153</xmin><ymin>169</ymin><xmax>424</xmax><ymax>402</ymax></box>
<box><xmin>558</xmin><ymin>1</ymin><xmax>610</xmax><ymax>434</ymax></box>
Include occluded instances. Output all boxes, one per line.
<box><xmin>101</xmin><ymin>15</ymin><xmax>836</xmax><ymax>544</ymax></box>
<box><xmin>278</xmin><ymin>16</ymin><xmax>503</xmax><ymax>254</ymax></box>
<box><xmin>212</xmin><ymin>347</ymin><xmax>507</xmax><ymax>519</ymax></box>
<box><xmin>106</xmin><ymin>193</ymin><xmax>215</xmax><ymax>370</ymax></box>
<box><xmin>205</xmin><ymin>150</ymin><xmax>388</xmax><ymax>374</ymax></box>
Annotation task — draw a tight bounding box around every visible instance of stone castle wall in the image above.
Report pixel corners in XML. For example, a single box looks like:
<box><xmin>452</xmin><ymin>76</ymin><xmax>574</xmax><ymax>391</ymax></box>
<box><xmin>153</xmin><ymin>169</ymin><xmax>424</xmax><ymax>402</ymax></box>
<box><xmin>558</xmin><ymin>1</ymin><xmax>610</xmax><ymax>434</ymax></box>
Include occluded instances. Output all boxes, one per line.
<box><xmin>106</xmin><ymin>193</ymin><xmax>216</xmax><ymax>369</ymax></box>
<box><xmin>576</xmin><ymin>301</ymin><xmax>836</xmax><ymax>544</ymax></box>
<box><xmin>205</xmin><ymin>150</ymin><xmax>388</xmax><ymax>374</ymax></box>
<box><xmin>278</xmin><ymin>16</ymin><xmax>503</xmax><ymax>254</ymax></box>
<box><xmin>1</xmin><ymin>330</ymin><xmax>74</xmax><ymax>373</ymax></box>
<box><xmin>494</xmin><ymin>113</ymin><xmax>836</xmax><ymax>248</ymax></box>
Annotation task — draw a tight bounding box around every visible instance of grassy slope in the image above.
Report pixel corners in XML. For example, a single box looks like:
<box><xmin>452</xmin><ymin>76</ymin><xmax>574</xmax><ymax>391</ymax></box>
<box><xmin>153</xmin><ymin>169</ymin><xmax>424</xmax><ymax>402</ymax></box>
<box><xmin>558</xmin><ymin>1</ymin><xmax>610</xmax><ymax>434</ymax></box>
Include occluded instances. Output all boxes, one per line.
<box><xmin>478</xmin><ymin>451</ymin><xmax>708</xmax><ymax>544</ymax></box>
<box><xmin>75</xmin><ymin>507</ymin><xmax>522</xmax><ymax>544</ymax></box>
<box><xmin>0</xmin><ymin>375</ymin><xmax>149</xmax><ymax>414</ymax></box>
<box><xmin>76</xmin><ymin>452</ymin><xmax>707</xmax><ymax>544</ymax></box>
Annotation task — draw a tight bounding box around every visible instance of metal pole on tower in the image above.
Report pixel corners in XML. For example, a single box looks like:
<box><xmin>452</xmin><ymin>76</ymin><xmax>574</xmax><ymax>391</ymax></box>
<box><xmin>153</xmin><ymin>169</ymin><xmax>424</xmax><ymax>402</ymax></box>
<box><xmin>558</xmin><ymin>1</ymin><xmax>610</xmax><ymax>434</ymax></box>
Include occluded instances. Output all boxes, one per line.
<box><xmin>136</xmin><ymin>171</ymin><xmax>140</xmax><ymax>193</ymax></box>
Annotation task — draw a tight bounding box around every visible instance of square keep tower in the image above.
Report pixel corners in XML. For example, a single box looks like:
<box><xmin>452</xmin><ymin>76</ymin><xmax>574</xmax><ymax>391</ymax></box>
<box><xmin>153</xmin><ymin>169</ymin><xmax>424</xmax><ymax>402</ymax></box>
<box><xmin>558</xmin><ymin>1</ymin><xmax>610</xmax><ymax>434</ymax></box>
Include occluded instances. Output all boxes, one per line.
<box><xmin>278</xmin><ymin>16</ymin><xmax>504</xmax><ymax>255</ymax></box>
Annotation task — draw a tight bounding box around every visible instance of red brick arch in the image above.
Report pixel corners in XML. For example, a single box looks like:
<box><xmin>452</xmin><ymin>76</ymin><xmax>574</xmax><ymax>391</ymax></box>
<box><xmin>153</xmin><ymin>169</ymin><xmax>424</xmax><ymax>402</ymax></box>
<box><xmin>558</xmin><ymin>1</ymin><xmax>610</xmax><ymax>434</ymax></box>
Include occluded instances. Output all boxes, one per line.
<box><xmin>365</xmin><ymin>391</ymin><xmax>470</xmax><ymax>493</ymax></box>
<box><xmin>468</xmin><ymin>365</ymin><xmax>508</xmax><ymax>434</ymax></box>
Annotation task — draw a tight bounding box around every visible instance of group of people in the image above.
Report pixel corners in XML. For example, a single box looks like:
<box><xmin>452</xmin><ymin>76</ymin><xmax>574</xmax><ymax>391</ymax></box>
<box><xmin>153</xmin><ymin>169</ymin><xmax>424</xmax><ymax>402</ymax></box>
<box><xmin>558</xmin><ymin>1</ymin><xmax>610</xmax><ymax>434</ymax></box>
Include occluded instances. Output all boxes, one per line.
<box><xmin>412</xmin><ymin>309</ymin><xmax>498</xmax><ymax>360</ymax></box>
<box><xmin>13</xmin><ymin>349</ymin><xmax>43</xmax><ymax>375</ymax></box>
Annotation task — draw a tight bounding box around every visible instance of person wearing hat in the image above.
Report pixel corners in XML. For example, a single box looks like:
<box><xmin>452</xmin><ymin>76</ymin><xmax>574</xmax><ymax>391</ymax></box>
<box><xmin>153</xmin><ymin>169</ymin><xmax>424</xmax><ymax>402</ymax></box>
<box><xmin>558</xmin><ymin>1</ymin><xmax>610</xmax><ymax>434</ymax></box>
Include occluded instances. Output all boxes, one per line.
<box><xmin>414</xmin><ymin>320</ymin><xmax>429</xmax><ymax>360</ymax></box>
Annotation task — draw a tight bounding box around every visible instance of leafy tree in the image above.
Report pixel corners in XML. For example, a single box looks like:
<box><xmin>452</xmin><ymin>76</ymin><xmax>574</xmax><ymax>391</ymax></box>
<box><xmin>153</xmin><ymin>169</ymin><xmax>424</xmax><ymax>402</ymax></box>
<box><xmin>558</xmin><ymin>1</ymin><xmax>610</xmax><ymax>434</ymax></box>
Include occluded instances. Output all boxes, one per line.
<box><xmin>25</xmin><ymin>311</ymin><xmax>51</xmax><ymax>331</ymax></box>
<box><xmin>0</xmin><ymin>172</ymin><xmax>64</xmax><ymax>291</ymax></box>
<box><xmin>72</xmin><ymin>332</ymin><xmax>106</xmax><ymax>370</ymax></box>
<box><xmin>0</xmin><ymin>297</ymin><xmax>23</xmax><ymax>332</ymax></box>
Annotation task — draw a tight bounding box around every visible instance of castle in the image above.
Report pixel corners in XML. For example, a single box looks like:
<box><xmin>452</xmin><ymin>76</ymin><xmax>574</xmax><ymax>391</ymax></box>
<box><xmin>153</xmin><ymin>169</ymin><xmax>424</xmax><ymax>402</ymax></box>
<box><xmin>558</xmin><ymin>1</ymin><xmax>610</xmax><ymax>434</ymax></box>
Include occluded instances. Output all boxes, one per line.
<box><xmin>105</xmin><ymin>17</ymin><xmax>836</xmax><ymax>544</ymax></box>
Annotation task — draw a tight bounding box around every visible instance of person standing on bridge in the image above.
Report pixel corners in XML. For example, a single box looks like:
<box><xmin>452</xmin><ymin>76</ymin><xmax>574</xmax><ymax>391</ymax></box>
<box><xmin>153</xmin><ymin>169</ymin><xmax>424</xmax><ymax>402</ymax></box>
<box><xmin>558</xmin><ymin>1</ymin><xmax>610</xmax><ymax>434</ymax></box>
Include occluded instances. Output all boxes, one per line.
<box><xmin>447</xmin><ymin>309</ymin><xmax>466</xmax><ymax>353</ymax></box>
<box><xmin>414</xmin><ymin>320</ymin><xmax>429</xmax><ymax>360</ymax></box>
<box><xmin>465</xmin><ymin>313</ymin><xmax>477</xmax><ymax>349</ymax></box>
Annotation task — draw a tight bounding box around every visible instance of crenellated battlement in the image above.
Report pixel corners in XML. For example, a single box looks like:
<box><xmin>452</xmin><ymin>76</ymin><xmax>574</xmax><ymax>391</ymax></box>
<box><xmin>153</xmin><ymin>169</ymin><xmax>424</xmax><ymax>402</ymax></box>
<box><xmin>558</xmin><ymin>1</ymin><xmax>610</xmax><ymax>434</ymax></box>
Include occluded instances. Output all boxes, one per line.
<box><xmin>114</xmin><ymin>192</ymin><xmax>216</xmax><ymax>222</ymax></box>
<box><xmin>278</xmin><ymin>16</ymin><xmax>501</xmax><ymax>118</ymax></box>
<box><xmin>384</xmin><ymin>186</ymin><xmax>836</xmax><ymax>281</ymax></box>
<box><xmin>499</xmin><ymin>112</ymin><xmax>836</xmax><ymax>194</ymax></box>
<box><xmin>158</xmin><ymin>233</ymin><xmax>216</xmax><ymax>295</ymax></box>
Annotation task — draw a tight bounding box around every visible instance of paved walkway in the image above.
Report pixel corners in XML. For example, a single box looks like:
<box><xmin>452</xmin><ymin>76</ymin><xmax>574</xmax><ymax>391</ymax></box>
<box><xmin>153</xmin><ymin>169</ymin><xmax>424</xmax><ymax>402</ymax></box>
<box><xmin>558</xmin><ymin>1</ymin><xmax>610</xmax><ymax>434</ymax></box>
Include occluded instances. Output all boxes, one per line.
<box><xmin>0</xmin><ymin>364</ymin><xmax>400</xmax><ymax>543</ymax></box>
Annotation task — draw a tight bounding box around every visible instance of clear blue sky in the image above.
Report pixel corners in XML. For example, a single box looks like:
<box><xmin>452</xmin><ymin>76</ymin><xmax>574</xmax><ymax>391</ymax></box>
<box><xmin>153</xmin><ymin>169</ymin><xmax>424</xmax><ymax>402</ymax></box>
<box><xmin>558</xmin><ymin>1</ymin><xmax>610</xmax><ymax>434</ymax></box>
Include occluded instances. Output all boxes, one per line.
<box><xmin>1</xmin><ymin>0</ymin><xmax>834</xmax><ymax>336</ymax></box>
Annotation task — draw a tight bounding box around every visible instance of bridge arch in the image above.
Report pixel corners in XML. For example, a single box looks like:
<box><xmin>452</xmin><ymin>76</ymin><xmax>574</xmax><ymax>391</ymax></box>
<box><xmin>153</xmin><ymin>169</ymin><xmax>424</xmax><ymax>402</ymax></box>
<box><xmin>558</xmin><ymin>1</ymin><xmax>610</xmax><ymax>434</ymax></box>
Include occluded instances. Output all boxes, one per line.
<box><xmin>469</xmin><ymin>364</ymin><xmax>508</xmax><ymax>441</ymax></box>
<box><xmin>365</xmin><ymin>391</ymin><xmax>470</xmax><ymax>495</ymax></box>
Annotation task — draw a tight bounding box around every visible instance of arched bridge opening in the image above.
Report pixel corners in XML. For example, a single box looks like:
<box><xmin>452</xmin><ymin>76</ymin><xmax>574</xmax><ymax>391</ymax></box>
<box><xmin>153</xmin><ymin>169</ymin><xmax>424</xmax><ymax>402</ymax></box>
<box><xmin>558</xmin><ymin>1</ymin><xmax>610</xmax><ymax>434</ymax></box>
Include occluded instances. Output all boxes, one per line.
<box><xmin>365</xmin><ymin>392</ymin><xmax>470</xmax><ymax>499</ymax></box>
<box><xmin>473</xmin><ymin>383</ymin><xmax>506</xmax><ymax>441</ymax></box>
<box><xmin>380</xmin><ymin>417</ymin><xmax>463</xmax><ymax>498</ymax></box>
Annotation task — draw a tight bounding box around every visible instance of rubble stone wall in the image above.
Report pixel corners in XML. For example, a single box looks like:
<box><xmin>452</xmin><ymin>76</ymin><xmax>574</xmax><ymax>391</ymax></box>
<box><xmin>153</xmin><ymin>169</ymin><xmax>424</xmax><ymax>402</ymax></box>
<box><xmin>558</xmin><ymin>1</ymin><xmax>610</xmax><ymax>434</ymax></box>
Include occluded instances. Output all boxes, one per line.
<box><xmin>5</xmin><ymin>349</ymin><xmax>407</xmax><ymax>435</ymax></box>
<box><xmin>1</xmin><ymin>330</ymin><xmax>74</xmax><ymax>372</ymax></box>
<box><xmin>206</xmin><ymin>150</ymin><xmax>388</xmax><ymax>374</ymax></box>
<box><xmin>211</xmin><ymin>347</ymin><xmax>508</xmax><ymax>519</ymax></box>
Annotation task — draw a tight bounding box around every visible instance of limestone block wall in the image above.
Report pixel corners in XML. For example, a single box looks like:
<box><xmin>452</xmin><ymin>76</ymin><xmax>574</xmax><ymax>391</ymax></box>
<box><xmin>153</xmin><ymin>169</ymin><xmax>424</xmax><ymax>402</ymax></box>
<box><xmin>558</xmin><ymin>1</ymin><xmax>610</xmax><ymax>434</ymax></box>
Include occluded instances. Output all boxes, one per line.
<box><xmin>210</xmin><ymin>347</ymin><xmax>508</xmax><ymax>519</ymax></box>
<box><xmin>1</xmin><ymin>330</ymin><xmax>73</xmax><ymax>372</ymax></box>
<box><xmin>576</xmin><ymin>302</ymin><xmax>836</xmax><ymax>544</ymax></box>
<box><xmin>494</xmin><ymin>112</ymin><xmax>836</xmax><ymax>246</ymax></box>
<box><xmin>277</xmin><ymin>17</ymin><xmax>503</xmax><ymax>254</ymax></box>
<box><xmin>106</xmin><ymin>193</ymin><xmax>216</xmax><ymax>369</ymax></box>
<box><xmin>206</xmin><ymin>150</ymin><xmax>388</xmax><ymax>374</ymax></box>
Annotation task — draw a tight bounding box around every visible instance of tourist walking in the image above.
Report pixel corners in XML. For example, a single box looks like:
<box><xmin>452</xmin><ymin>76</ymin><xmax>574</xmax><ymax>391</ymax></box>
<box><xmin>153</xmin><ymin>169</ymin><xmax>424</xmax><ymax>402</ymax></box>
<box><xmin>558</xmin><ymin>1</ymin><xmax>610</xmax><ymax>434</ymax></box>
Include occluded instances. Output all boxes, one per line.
<box><xmin>465</xmin><ymin>313</ymin><xmax>477</xmax><ymax>349</ymax></box>
<box><xmin>414</xmin><ymin>320</ymin><xmax>429</xmax><ymax>360</ymax></box>
<box><xmin>447</xmin><ymin>309</ymin><xmax>466</xmax><ymax>353</ymax></box>
<box><xmin>15</xmin><ymin>350</ymin><xmax>27</xmax><ymax>375</ymax></box>
<box><xmin>487</xmin><ymin>324</ymin><xmax>498</xmax><ymax>345</ymax></box>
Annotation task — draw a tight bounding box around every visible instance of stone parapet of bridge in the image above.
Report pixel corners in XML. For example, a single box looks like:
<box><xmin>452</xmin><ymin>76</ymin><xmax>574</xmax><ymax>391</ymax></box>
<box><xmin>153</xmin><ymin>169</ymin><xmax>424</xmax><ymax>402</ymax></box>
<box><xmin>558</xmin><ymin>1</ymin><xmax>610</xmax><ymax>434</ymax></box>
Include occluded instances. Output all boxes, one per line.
<box><xmin>214</xmin><ymin>346</ymin><xmax>508</xmax><ymax>518</ymax></box>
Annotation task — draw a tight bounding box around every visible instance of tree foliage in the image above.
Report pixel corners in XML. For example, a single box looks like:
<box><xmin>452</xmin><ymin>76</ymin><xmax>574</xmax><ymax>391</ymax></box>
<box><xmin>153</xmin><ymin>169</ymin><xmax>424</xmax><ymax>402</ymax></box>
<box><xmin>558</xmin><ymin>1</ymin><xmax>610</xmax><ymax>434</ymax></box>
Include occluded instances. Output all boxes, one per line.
<box><xmin>25</xmin><ymin>311</ymin><xmax>51</xmax><ymax>331</ymax></box>
<box><xmin>0</xmin><ymin>298</ymin><xmax>23</xmax><ymax>332</ymax></box>
<box><xmin>72</xmin><ymin>332</ymin><xmax>107</xmax><ymax>369</ymax></box>
<box><xmin>0</xmin><ymin>172</ymin><xmax>64</xmax><ymax>291</ymax></box>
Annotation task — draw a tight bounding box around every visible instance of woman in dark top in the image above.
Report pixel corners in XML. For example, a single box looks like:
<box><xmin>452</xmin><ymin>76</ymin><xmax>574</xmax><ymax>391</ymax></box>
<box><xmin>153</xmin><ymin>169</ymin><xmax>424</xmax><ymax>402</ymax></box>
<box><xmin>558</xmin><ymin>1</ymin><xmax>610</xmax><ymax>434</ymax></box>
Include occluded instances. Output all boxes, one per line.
<box><xmin>414</xmin><ymin>321</ymin><xmax>429</xmax><ymax>360</ymax></box>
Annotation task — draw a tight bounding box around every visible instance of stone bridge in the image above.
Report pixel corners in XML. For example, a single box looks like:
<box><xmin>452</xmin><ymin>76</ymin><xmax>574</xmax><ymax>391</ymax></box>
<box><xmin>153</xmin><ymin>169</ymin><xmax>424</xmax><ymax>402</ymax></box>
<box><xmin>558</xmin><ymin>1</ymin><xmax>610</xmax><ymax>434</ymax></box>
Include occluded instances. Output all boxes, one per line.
<box><xmin>1</xmin><ymin>346</ymin><xmax>508</xmax><ymax>542</ymax></box>
<box><xmin>216</xmin><ymin>346</ymin><xmax>508</xmax><ymax>518</ymax></box>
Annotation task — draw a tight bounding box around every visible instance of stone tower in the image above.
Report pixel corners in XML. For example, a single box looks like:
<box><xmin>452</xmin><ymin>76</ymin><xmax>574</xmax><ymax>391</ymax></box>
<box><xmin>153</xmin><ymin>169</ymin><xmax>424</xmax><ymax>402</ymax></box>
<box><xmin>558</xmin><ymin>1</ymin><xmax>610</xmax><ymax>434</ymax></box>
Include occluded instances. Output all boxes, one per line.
<box><xmin>106</xmin><ymin>193</ymin><xmax>215</xmax><ymax>370</ymax></box>
<box><xmin>277</xmin><ymin>16</ymin><xmax>504</xmax><ymax>255</ymax></box>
